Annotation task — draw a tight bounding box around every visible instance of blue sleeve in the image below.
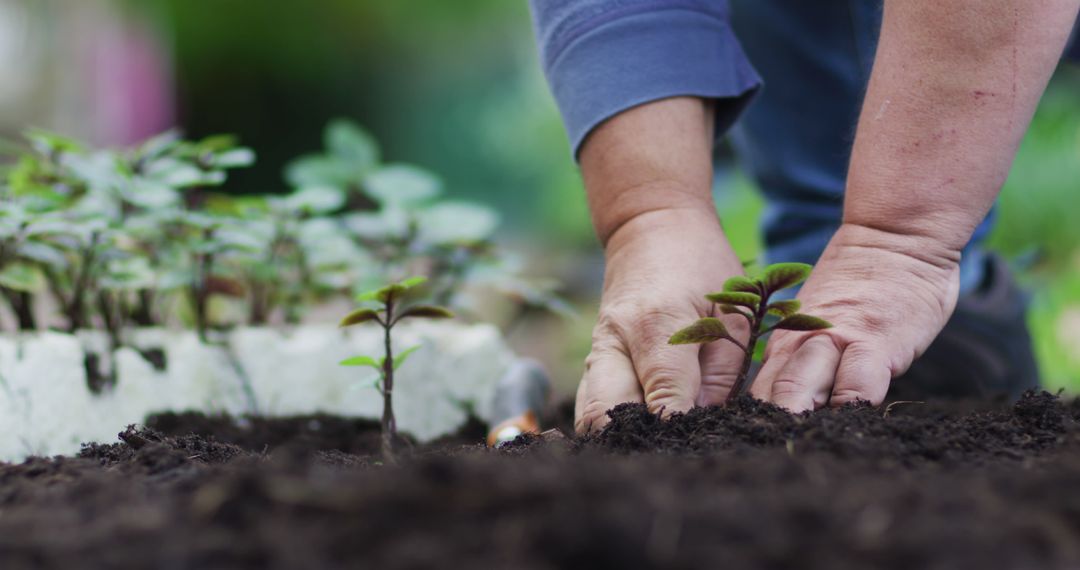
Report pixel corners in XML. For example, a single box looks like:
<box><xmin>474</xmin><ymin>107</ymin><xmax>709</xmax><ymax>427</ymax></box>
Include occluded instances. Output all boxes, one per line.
<box><xmin>529</xmin><ymin>0</ymin><xmax>762</xmax><ymax>158</ymax></box>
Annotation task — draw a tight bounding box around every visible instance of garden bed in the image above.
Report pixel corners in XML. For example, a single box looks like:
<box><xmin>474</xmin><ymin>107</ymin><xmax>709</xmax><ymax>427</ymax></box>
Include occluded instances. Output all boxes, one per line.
<box><xmin>2</xmin><ymin>392</ymin><xmax>1080</xmax><ymax>569</ymax></box>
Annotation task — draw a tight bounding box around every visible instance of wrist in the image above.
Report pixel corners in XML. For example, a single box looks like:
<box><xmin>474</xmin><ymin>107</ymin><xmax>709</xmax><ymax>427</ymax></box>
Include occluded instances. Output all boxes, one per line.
<box><xmin>590</xmin><ymin>181</ymin><xmax>718</xmax><ymax>249</ymax></box>
<box><xmin>830</xmin><ymin>222</ymin><xmax>962</xmax><ymax>272</ymax></box>
<box><xmin>603</xmin><ymin>205</ymin><xmax>745</xmax><ymax>282</ymax></box>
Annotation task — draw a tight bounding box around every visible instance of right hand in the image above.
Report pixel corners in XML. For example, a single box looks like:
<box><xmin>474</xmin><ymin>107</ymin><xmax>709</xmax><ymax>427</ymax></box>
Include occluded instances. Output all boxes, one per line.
<box><xmin>576</xmin><ymin>207</ymin><xmax>750</xmax><ymax>433</ymax></box>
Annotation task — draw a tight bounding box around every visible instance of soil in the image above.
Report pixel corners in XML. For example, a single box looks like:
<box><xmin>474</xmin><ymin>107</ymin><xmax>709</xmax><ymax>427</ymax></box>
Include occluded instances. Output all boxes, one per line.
<box><xmin>3</xmin><ymin>391</ymin><xmax>1080</xmax><ymax>569</ymax></box>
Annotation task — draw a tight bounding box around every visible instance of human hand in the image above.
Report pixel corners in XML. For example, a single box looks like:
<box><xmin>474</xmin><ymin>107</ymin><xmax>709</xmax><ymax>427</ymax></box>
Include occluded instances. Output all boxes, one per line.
<box><xmin>575</xmin><ymin>207</ymin><xmax>749</xmax><ymax>433</ymax></box>
<box><xmin>750</xmin><ymin>223</ymin><xmax>961</xmax><ymax>411</ymax></box>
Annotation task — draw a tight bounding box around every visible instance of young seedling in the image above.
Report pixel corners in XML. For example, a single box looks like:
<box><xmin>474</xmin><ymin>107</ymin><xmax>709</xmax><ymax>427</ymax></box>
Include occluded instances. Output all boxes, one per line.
<box><xmin>338</xmin><ymin>276</ymin><xmax>453</xmax><ymax>459</ymax></box>
<box><xmin>669</xmin><ymin>262</ymin><xmax>832</xmax><ymax>402</ymax></box>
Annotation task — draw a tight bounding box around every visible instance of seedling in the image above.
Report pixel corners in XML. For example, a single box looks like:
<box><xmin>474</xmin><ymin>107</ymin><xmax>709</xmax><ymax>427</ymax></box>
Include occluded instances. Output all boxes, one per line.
<box><xmin>338</xmin><ymin>276</ymin><xmax>453</xmax><ymax>459</ymax></box>
<box><xmin>669</xmin><ymin>262</ymin><xmax>832</xmax><ymax>402</ymax></box>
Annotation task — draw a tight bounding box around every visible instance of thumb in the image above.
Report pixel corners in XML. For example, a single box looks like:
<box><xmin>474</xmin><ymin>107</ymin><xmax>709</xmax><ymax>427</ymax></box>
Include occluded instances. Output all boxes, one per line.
<box><xmin>629</xmin><ymin>309</ymin><xmax>702</xmax><ymax>416</ymax></box>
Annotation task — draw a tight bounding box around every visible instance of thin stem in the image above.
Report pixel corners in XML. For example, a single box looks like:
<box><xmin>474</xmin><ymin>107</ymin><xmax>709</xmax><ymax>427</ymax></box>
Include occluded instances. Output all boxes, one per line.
<box><xmin>379</xmin><ymin>296</ymin><xmax>397</xmax><ymax>463</ymax></box>
<box><xmin>724</xmin><ymin>335</ymin><xmax>748</xmax><ymax>354</ymax></box>
<box><xmin>68</xmin><ymin>237</ymin><xmax>100</xmax><ymax>332</ymax></box>
<box><xmin>2</xmin><ymin>288</ymin><xmax>36</xmax><ymax>332</ymax></box>
<box><xmin>726</xmin><ymin>291</ymin><xmax>771</xmax><ymax>403</ymax></box>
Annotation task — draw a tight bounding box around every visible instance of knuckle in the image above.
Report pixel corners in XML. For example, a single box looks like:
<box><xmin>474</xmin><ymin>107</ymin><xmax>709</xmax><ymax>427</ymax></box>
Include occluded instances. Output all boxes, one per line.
<box><xmin>636</xmin><ymin>357</ymin><xmax>684</xmax><ymax>386</ymax></box>
<box><xmin>830</xmin><ymin>386</ymin><xmax>878</xmax><ymax>406</ymax></box>
<box><xmin>575</xmin><ymin>399</ymin><xmax>613</xmax><ymax>433</ymax></box>
<box><xmin>631</xmin><ymin>305</ymin><xmax>688</xmax><ymax>344</ymax></box>
<box><xmin>644</xmin><ymin>385</ymin><xmax>689</xmax><ymax>415</ymax></box>
<box><xmin>769</xmin><ymin>376</ymin><xmax>809</xmax><ymax>400</ymax></box>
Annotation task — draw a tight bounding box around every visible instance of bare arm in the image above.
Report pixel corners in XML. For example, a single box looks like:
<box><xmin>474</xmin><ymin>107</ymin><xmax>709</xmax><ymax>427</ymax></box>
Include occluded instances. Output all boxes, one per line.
<box><xmin>574</xmin><ymin>97</ymin><xmax>749</xmax><ymax>431</ymax></box>
<box><xmin>846</xmin><ymin>0</ymin><xmax>1079</xmax><ymax>258</ymax></box>
<box><xmin>754</xmin><ymin>0</ymin><xmax>1080</xmax><ymax>411</ymax></box>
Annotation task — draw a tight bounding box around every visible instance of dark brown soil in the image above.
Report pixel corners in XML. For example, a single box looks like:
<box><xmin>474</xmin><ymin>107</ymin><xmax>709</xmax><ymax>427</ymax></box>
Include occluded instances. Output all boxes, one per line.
<box><xmin>2</xmin><ymin>391</ymin><xmax>1080</xmax><ymax>569</ymax></box>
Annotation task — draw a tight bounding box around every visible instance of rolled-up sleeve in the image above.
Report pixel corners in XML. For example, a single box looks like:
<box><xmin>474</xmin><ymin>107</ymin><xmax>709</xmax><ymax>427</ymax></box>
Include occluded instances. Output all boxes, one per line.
<box><xmin>529</xmin><ymin>0</ymin><xmax>762</xmax><ymax>158</ymax></box>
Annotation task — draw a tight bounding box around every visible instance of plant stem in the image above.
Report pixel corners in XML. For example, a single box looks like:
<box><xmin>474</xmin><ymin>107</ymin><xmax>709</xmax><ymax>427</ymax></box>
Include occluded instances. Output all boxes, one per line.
<box><xmin>68</xmin><ymin>238</ymin><xmax>99</xmax><ymax>332</ymax></box>
<box><xmin>132</xmin><ymin>289</ymin><xmax>156</xmax><ymax>327</ymax></box>
<box><xmin>726</xmin><ymin>295</ymin><xmax>770</xmax><ymax>403</ymax></box>
<box><xmin>380</xmin><ymin>297</ymin><xmax>397</xmax><ymax>461</ymax></box>
<box><xmin>2</xmin><ymin>288</ymin><xmax>36</xmax><ymax>332</ymax></box>
<box><xmin>97</xmin><ymin>291</ymin><xmax>122</xmax><ymax>352</ymax></box>
<box><xmin>193</xmin><ymin>229</ymin><xmax>214</xmax><ymax>342</ymax></box>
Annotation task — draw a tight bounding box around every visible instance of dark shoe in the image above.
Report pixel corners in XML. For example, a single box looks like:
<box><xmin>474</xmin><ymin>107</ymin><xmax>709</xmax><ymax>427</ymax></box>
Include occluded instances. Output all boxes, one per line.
<box><xmin>886</xmin><ymin>254</ymin><xmax>1040</xmax><ymax>402</ymax></box>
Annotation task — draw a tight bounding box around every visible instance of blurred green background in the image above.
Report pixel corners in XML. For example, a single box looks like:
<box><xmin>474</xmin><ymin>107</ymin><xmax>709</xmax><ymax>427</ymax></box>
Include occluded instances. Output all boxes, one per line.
<box><xmin>1</xmin><ymin>0</ymin><xmax>1078</xmax><ymax>394</ymax></box>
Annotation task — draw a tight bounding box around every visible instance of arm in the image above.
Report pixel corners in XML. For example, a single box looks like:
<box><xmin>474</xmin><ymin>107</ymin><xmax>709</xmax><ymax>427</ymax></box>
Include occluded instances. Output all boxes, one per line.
<box><xmin>528</xmin><ymin>0</ymin><xmax>762</xmax><ymax>430</ymax></box>
<box><xmin>752</xmin><ymin>0</ymin><xmax>1080</xmax><ymax>411</ymax></box>
<box><xmin>575</xmin><ymin>97</ymin><xmax>750</xmax><ymax>432</ymax></box>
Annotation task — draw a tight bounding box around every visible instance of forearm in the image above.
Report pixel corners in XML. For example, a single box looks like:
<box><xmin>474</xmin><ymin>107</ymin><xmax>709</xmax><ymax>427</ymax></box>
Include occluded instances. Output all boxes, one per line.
<box><xmin>580</xmin><ymin>97</ymin><xmax>721</xmax><ymax>250</ymax></box>
<box><xmin>844</xmin><ymin>0</ymin><xmax>1079</xmax><ymax>261</ymax></box>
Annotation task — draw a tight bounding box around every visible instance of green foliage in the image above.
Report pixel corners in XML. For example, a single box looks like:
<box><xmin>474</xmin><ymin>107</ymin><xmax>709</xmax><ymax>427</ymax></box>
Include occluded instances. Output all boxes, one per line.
<box><xmin>338</xmin><ymin>276</ymin><xmax>454</xmax><ymax>458</ymax></box>
<box><xmin>669</xmin><ymin>262</ymin><xmax>832</xmax><ymax>401</ymax></box>
<box><xmin>0</xmin><ymin>119</ymin><xmax>564</xmax><ymax>344</ymax></box>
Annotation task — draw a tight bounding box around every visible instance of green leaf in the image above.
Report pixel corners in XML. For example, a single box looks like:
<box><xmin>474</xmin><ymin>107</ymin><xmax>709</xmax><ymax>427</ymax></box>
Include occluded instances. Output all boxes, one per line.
<box><xmin>363</xmin><ymin>164</ymin><xmax>441</xmax><ymax>206</ymax></box>
<box><xmin>25</xmin><ymin>129</ymin><xmax>83</xmax><ymax>155</ymax></box>
<box><xmin>194</xmin><ymin>134</ymin><xmax>240</xmax><ymax>152</ymax></box>
<box><xmin>397</xmin><ymin>276</ymin><xmax>427</xmax><ymax>289</ymax></box>
<box><xmin>284</xmin><ymin>155</ymin><xmax>355</xmax><ymax>189</ymax></box>
<box><xmin>705</xmin><ymin>291</ymin><xmax>761</xmax><ymax>308</ymax></box>
<box><xmin>339</xmin><ymin>355</ymin><xmax>381</xmax><ymax>368</ymax></box>
<box><xmin>0</xmin><ymin>263</ymin><xmax>46</xmax><ymax>293</ymax></box>
<box><xmin>722</xmin><ymin>275</ymin><xmax>759</xmax><ymax>294</ymax></box>
<box><xmin>720</xmin><ymin>304</ymin><xmax>751</xmax><ymax>318</ymax></box>
<box><xmin>16</xmin><ymin>241</ymin><xmax>67</xmax><ymax>267</ymax></box>
<box><xmin>773</xmin><ymin>313</ymin><xmax>833</xmax><ymax>331</ymax></box>
<box><xmin>286</xmin><ymin>185</ymin><xmax>346</xmax><ymax>215</ymax></box>
<box><xmin>668</xmin><ymin>317</ymin><xmax>731</xmax><ymax>345</ymax></box>
<box><xmin>325</xmin><ymin>119</ymin><xmax>379</xmax><ymax>170</ymax></box>
<box><xmin>212</xmin><ymin>148</ymin><xmax>256</xmax><ymax>168</ymax></box>
<box><xmin>415</xmin><ymin>202</ymin><xmax>499</xmax><ymax>245</ymax></box>
<box><xmin>398</xmin><ymin>305</ymin><xmax>454</xmax><ymax>320</ymax></box>
<box><xmin>761</xmin><ymin>262</ymin><xmax>812</xmax><ymax>294</ymax></box>
<box><xmin>767</xmin><ymin>299</ymin><xmax>802</xmax><ymax>317</ymax></box>
<box><xmin>339</xmin><ymin>308</ymin><xmax>381</xmax><ymax>327</ymax></box>
<box><xmin>392</xmin><ymin>345</ymin><xmax>421</xmax><ymax>370</ymax></box>
<box><xmin>355</xmin><ymin>276</ymin><xmax>428</xmax><ymax>305</ymax></box>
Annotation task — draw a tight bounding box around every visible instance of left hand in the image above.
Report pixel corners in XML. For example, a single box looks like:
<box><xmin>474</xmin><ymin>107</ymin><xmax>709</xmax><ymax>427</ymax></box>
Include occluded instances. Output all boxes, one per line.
<box><xmin>750</xmin><ymin>223</ymin><xmax>962</xmax><ymax>412</ymax></box>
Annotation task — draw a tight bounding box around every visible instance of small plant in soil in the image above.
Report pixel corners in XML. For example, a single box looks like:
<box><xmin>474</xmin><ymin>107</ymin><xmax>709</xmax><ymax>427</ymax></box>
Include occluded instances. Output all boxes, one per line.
<box><xmin>669</xmin><ymin>262</ymin><xmax>832</xmax><ymax>401</ymax></box>
<box><xmin>338</xmin><ymin>276</ymin><xmax>453</xmax><ymax>459</ymax></box>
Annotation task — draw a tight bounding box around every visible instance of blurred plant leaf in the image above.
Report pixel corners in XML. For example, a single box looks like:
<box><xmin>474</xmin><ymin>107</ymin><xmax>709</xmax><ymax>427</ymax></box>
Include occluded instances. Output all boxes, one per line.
<box><xmin>340</xmin><ymin>308</ymin><xmax>381</xmax><ymax>327</ymax></box>
<box><xmin>363</xmin><ymin>164</ymin><xmax>441</xmax><ymax>206</ymax></box>
<box><xmin>416</xmin><ymin>201</ymin><xmax>498</xmax><ymax>245</ymax></box>
<box><xmin>0</xmin><ymin>263</ymin><xmax>46</xmax><ymax>293</ymax></box>
<box><xmin>325</xmin><ymin>119</ymin><xmax>379</xmax><ymax>171</ymax></box>
<box><xmin>287</xmin><ymin>185</ymin><xmax>346</xmax><ymax>215</ymax></box>
<box><xmin>392</xmin><ymin>345</ymin><xmax>420</xmax><ymax>370</ymax></box>
<box><xmin>284</xmin><ymin>155</ymin><xmax>355</xmax><ymax>189</ymax></box>
<box><xmin>340</xmin><ymin>355</ymin><xmax>381</xmax><ymax>369</ymax></box>
<box><xmin>398</xmin><ymin>305</ymin><xmax>453</xmax><ymax>320</ymax></box>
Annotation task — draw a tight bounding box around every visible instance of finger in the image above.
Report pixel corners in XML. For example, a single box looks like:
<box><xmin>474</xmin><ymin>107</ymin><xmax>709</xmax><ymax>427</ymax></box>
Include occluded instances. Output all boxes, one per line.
<box><xmin>767</xmin><ymin>335</ymin><xmax>842</xmax><ymax>413</ymax></box>
<box><xmin>696</xmin><ymin>324</ymin><xmax>749</xmax><ymax>406</ymax></box>
<box><xmin>748</xmin><ymin>332</ymin><xmax>799</xmax><ymax>401</ymax></box>
<box><xmin>574</xmin><ymin>344</ymin><xmax>643</xmax><ymax>433</ymax></box>
<box><xmin>829</xmin><ymin>342</ymin><xmax>891</xmax><ymax>407</ymax></box>
<box><xmin>628</xmin><ymin>309</ymin><xmax>701</xmax><ymax>416</ymax></box>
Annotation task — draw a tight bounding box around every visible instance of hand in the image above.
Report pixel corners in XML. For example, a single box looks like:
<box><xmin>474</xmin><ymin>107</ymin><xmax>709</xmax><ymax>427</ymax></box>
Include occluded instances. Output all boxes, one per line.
<box><xmin>576</xmin><ymin>207</ymin><xmax>749</xmax><ymax>432</ymax></box>
<box><xmin>750</xmin><ymin>223</ymin><xmax>961</xmax><ymax>412</ymax></box>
